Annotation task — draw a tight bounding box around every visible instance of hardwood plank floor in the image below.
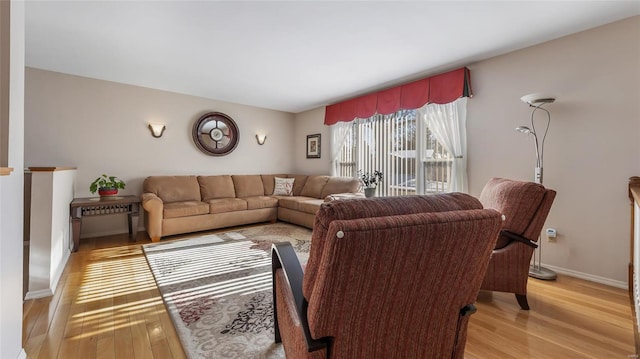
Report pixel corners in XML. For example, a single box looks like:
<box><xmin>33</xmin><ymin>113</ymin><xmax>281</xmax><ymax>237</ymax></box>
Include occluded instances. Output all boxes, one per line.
<box><xmin>23</xmin><ymin>228</ymin><xmax>635</xmax><ymax>358</ymax></box>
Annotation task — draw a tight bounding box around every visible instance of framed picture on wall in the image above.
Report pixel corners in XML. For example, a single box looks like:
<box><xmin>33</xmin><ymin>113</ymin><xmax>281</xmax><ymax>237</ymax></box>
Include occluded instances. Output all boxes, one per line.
<box><xmin>306</xmin><ymin>134</ymin><xmax>321</xmax><ymax>158</ymax></box>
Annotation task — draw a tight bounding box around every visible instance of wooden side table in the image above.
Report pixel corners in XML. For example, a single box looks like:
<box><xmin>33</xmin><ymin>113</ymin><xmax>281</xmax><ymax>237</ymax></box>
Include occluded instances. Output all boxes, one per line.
<box><xmin>69</xmin><ymin>195</ymin><xmax>140</xmax><ymax>252</ymax></box>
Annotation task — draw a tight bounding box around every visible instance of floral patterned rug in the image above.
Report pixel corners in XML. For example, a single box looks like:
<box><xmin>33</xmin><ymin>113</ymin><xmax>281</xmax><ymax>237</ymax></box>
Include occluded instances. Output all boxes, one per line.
<box><xmin>142</xmin><ymin>222</ymin><xmax>312</xmax><ymax>359</ymax></box>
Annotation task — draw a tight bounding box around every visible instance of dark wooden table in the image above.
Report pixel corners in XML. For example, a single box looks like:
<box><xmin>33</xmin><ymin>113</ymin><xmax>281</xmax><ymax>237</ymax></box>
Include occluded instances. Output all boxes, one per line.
<box><xmin>69</xmin><ymin>195</ymin><xmax>140</xmax><ymax>252</ymax></box>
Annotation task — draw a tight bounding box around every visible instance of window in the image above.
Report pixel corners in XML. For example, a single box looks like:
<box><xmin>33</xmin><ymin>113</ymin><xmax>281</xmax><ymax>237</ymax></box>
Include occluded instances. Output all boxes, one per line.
<box><xmin>332</xmin><ymin>98</ymin><xmax>468</xmax><ymax>195</ymax></box>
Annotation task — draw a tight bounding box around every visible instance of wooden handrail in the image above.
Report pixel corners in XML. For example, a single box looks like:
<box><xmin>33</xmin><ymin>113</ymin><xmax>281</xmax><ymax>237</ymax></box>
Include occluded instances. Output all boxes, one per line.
<box><xmin>0</xmin><ymin>167</ymin><xmax>13</xmax><ymax>176</ymax></box>
<box><xmin>28</xmin><ymin>166</ymin><xmax>77</xmax><ymax>172</ymax></box>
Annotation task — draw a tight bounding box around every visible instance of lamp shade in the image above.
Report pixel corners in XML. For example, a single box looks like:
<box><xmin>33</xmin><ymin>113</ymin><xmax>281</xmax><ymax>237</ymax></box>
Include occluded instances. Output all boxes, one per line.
<box><xmin>515</xmin><ymin>126</ymin><xmax>533</xmax><ymax>134</ymax></box>
<box><xmin>520</xmin><ymin>93</ymin><xmax>556</xmax><ymax>106</ymax></box>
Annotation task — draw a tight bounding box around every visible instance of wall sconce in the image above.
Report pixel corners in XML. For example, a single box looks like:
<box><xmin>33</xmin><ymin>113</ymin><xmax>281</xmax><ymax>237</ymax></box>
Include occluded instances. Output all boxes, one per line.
<box><xmin>255</xmin><ymin>134</ymin><xmax>267</xmax><ymax>145</ymax></box>
<box><xmin>148</xmin><ymin>123</ymin><xmax>166</xmax><ymax>138</ymax></box>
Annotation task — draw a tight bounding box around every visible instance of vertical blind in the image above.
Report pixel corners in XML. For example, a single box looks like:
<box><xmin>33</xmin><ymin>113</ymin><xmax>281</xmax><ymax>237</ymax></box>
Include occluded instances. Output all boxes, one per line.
<box><xmin>335</xmin><ymin>109</ymin><xmax>452</xmax><ymax>196</ymax></box>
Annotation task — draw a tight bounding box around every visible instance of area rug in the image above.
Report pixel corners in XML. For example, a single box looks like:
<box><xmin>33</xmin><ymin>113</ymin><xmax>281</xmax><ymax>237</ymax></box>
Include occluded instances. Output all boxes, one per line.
<box><xmin>142</xmin><ymin>222</ymin><xmax>312</xmax><ymax>359</ymax></box>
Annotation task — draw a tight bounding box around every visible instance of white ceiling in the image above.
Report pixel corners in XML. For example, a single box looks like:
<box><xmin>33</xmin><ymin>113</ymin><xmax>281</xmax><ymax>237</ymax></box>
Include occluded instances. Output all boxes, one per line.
<box><xmin>25</xmin><ymin>1</ymin><xmax>640</xmax><ymax>113</ymax></box>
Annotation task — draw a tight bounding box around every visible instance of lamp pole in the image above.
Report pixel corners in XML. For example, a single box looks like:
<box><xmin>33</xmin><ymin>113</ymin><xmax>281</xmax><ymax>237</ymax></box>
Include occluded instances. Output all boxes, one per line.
<box><xmin>518</xmin><ymin>94</ymin><xmax>557</xmax><ymax>281</ymax></box>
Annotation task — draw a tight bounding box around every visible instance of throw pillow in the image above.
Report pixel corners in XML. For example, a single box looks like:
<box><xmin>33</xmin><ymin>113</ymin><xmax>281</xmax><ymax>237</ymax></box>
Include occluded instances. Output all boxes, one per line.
<box><xmin>273</xmin><ymin>177</ymin><xmax>295</xmax><ymax>196</ymax></box>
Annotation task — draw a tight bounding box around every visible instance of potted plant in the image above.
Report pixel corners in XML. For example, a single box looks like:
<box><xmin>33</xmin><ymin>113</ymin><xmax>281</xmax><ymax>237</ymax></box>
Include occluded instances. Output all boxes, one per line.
<box><xmin>358</xmin><ymin>170</ymin><xmax>383</xmax><ymax>197</ymax></box>
<box><xmin>90</xmin><ymin>174</ymin><xmax>126</xmax><ymax>197</ymax></box>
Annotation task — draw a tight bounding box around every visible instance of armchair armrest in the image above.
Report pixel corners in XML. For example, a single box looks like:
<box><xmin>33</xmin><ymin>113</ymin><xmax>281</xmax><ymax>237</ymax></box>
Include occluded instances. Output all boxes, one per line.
<box><xmin>272</xmin><ymin>242</ymin><xmax>328</xmax><ymax>352</ymax></box>
<box><xmin>501</xmin><ymin>230</ymin><xmax>538</xmax><ymax>248</ymax></box>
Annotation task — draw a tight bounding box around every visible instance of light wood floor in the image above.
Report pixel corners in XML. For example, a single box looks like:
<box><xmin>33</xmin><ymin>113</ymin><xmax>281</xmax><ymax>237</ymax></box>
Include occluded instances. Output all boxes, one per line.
<box><xmin>23</xmin><ymin>228</ymin><xmax>635</xmax><ymax>358</ymax></box>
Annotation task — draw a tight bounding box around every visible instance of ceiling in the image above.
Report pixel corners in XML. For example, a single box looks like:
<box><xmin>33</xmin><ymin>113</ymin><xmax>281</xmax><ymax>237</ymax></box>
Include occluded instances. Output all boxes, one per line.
<box><xmin>25</xmin><ymin>1</ymin><xmax>640</xmax><ymax>113</ymax></box>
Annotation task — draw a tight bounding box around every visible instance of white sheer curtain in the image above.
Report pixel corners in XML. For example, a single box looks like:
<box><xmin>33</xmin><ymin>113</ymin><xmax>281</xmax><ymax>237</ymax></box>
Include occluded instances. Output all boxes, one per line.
<box><xmin>417</xmin><ymin>98</ymin><xmax>468</xmax><ymax>193</ymax></box>
<box><xmin>330</xmin><ymin>121</ymin><xmax>353</xmax><ymax>176</ymax></box>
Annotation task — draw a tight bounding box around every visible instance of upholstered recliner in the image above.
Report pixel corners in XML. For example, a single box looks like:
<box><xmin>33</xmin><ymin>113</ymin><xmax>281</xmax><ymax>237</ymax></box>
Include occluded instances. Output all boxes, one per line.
<box><xmin>272</xmin><ymin>194</ymin><xmax>503</xmax><ymax>358</ymax></box>
<box><xmin>479</xmin><ymin>177</ymin><xmax>557</xmax><ymax>310</ymax></box>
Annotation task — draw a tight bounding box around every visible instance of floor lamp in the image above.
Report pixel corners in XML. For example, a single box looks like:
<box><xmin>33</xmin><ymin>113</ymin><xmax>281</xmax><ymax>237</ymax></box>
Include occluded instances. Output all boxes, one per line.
<box><xmin>516</xmin><ymin>93</ymin><xmax>557</xmax><ymax>281</ymax></box>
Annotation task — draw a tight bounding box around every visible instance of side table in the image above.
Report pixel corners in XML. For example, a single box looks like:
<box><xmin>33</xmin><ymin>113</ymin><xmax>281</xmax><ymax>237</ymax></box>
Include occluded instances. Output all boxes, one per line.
<box><xmin>69</xmin><ymin>195</ymin><xmax>140</xmax><ymax>252</ymax></box>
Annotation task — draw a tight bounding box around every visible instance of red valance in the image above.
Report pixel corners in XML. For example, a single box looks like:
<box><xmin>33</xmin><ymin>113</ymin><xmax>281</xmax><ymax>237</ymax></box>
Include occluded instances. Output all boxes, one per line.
<box><xmin>324</xmin><ymin>67</ymin><xmax>472</xmax><ymax>125</ymax></box>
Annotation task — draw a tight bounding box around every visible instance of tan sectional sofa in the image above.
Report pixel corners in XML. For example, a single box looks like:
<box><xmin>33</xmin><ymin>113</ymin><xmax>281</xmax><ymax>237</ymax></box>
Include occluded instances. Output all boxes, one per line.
<box><xmin>141</xmin><ymin>174</ymin><xmax>362</xmax><ymax>241</ymax></box>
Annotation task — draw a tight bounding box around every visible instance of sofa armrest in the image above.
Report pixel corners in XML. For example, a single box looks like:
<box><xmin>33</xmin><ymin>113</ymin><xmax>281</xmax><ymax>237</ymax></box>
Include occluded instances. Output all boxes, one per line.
<box><xmin>323</xmin><ymin>192</ymin><xmax>365</xmax><ymax>202</ymax></box>
<box><xmin>141</xmin><ymin>193</ymin><xmax>163</xmax><ymax>241</ymax></box>
<box><xmin>272</xmin><ymin>242</ymin><xmax>328</xmax><ymax>352</ymax></box>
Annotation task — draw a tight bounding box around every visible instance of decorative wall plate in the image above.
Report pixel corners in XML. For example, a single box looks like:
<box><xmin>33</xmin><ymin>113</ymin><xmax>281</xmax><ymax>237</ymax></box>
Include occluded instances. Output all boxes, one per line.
<box><xmin>192</xmin><ymin>112</ymin><xmax>240</xmax><ymax>156</ymax></box>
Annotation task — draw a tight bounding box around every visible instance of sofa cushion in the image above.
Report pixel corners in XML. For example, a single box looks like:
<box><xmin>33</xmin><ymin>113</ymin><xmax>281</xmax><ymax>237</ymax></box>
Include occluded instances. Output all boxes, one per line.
<box><xmin>163</xmin><ymin>201</ymin><xmax>209</xmax><ymax>219</ymax></box>
<box><xmin>261</xmin><ymin>174</ymin><xmax>288</xmax><ymax>196</ymax></box>
<box><xmin>278</xmin><ymin>197</ymin><xmax>320</xmax><ymax>212</ymax></box>
<box><xmin>245</xmin><ymin>196</ymin><xmax>279</xmax><ymax>210</ymax></box>
<box><xmin>320</xmin><ymin>176</ymin><xmax>361</xmax><ymax>198</ymax></box>
<box><xmin>279</xmin><ymin>198</ymin><xmax>323</xmax><ymax>215</ymax></box>
<box><xmin>206</xmin><ymin>198</ymin><xmax>247</xmax><ymax>214</ymax></box>
<box><xmin>143</xmin><ymin>176</ymin><xmax>201</xmax><ymax>203</ymax></box>
<box><xmin>273</xmin><ymin>177</ymin><xmax>295</xmax><ymax>196</ymax></box>
<box><xmin>287</xmin><ymin>175</ymin><xmax>309</xmax><ymax>196</ymax></box>
<box><xmin>198</xmin><ymin>175</ymin><xmax>236</xmax><ymax>200</ymax></box>
<box><xmin>300</xmin><ymin>176</ymin><xmax>330</xmax><ymax>198</ymax></box>
<box><xmin>297</xmin><ymin>199</ymin><xmax>324</xmax><ymax>215</ymax></box>
<box><xmin>232</xmin><ymin>175</ymin><xmax>265</xmax><ymax>198</ymax></box>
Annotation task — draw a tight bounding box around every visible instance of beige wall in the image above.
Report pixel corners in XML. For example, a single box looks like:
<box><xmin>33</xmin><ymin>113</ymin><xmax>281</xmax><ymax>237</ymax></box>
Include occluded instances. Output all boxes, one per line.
<box><xmin>25</xmin><ymin>68</ymin><xmax>296</xmax><ymax>237</ymax></box>
<box><xmin>293</xmin><ymin>107</ymin><xmax>332</xmax><ymax>175</ymax></box>
<box><xmin>296</xmin><ymin>17</ymin><xmax>640</xmax><ymax>285</ymax></box>
<box><xmin>468</xmin><ymin>16</ymin><xmax>640</xmax><ymax>286</ymax></box>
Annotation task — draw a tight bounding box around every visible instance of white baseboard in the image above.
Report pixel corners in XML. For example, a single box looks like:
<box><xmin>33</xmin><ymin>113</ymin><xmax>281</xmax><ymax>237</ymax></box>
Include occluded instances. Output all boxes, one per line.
<box><xmin>24</xmin><ymin>288</ymin><xmax>53</xmax><ymax>300</ymax></box>
<box><xmin>16</xmin><ymin>349</ymin><xmax>27</xmax><ymax>359</ymax></box>
<box><xmin>50</xmin><ymin>249</ymin><xmax>70</xmax><ymax>294</ymax></box>
<box><xmin>81</xmin><ymin>228</ymin><xmax>125</xmax><ymax>238</ymax></box>
<box><xmin>81</xmin><ymin>226</ymin><xmax>145</xmax><ymax>239</ymax></box>
<box><xmin>543</xmin><ymin>263</ymin><xmax>627</xmax><ymax>289</ymax></box>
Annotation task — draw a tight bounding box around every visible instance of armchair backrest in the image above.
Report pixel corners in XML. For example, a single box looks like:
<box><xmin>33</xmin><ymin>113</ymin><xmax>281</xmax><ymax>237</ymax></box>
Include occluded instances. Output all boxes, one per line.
<box><xmin>303</xmin><ymin>193</ymin><xmax>484</xmax><ymax>299</ymax></box>
<box><xmin>305</xmin><ymin>207</ymin><xmax>503</xmax><ymax>358</ymax></box>
<box><xmin>479</xmin><ymin>177</ymin><xmax>556</xmax><ymax>242</ymax></box>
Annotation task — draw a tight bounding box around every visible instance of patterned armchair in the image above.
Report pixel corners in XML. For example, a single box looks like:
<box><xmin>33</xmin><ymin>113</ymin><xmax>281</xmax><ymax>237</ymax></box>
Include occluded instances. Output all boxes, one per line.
<box><xmin>271</xmin><ymin>194</ymin><xmax>503</xmax><ymax>358</ymax></box>
<box><xmin>479</xmin><ymin>177</ymin><xmax>557</xmax><ymax>310</ymax></box>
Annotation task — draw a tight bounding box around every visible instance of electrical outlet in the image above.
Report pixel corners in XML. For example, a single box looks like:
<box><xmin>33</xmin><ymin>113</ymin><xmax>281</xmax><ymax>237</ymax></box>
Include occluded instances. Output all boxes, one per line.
<box><xmin>546</xmin><ymin>228</ymin><xmax>557</xmax><ymax>241</ymax></box>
